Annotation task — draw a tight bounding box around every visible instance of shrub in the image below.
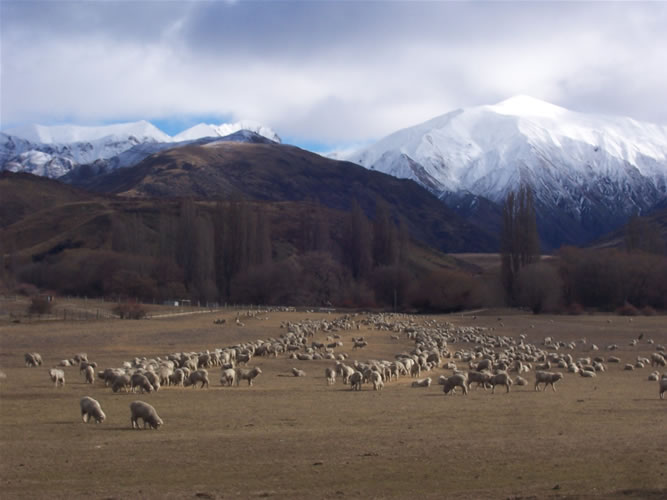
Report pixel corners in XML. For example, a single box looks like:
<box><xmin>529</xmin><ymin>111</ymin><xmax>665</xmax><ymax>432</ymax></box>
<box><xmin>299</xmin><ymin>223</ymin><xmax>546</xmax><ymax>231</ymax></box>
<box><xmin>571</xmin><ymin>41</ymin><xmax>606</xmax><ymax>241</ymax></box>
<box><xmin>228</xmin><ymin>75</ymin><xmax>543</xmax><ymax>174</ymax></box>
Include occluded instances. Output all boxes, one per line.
<box><xmin>113</xmin><ymin>302</ymin><xmax>147</xmax><ymax>319</ymax></box>
<box><xmin>28</xmin><ymin>296</ymin><xmax>53</xmax><ymax>315</ymax></box>
<box><xmin>17</xmin><ymin>283</ymin><xmax>40</xmax><ymax>297</ymax></box>
<box><xmin>566</xmin><ymin>302</ymin><xmax>585</xmax><ymax>315</ymax></box>
<box><xmin>616</xmin><ymin>302</ymin><xmax>640</xmax><ymax>316</ymax></box>
<box><xmin>641</xmin><ymin>306</ymin><xmax>657</xmax><ymax>316</ymax></box>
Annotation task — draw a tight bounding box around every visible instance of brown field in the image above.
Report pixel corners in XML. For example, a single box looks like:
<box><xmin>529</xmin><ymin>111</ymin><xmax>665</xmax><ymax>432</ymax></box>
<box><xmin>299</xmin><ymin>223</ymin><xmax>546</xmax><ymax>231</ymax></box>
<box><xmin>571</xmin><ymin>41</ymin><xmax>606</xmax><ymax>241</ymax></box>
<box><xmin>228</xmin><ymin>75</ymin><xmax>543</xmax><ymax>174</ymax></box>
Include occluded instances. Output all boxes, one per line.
<box><xmin>1</xmin><ymin>304</ymin><xmax>666</xmax><ymax>499</ymax></box>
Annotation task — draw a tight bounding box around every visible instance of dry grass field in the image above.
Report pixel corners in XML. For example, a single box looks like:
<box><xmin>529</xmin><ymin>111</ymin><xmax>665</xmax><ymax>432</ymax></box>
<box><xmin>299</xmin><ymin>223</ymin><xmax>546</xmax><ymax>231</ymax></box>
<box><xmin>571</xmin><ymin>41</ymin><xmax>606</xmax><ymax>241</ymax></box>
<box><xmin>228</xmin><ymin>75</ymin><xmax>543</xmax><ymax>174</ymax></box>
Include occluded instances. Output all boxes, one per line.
<box><xmin>0</xmin><ymin>304</ymin><xmax>666</xmax><ymax>499</ymax></box>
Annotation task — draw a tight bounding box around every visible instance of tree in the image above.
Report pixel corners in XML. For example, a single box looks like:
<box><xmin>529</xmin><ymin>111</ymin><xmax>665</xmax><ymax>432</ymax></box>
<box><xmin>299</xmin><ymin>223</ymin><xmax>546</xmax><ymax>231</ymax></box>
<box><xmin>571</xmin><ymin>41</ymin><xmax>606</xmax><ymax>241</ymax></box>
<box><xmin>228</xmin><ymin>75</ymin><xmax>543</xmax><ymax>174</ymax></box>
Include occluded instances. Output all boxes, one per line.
<box><xmin>625</xmin><ymin>214</ymin><xmax>665</xmax><ymax>255</ymax></box>
<box><xmin>500</xmin><ymin>186</ymin><xmax>540</xmax><ymax>304</ymax></box>
<box><xmin>372</xmin><ymin>200</ymin><xmax>399</xmax><ymax>267</ymax></box>
<box><xmin>342</xmin><ymin>201</ymin><xmax>372</xmax><ymax>280</ymax></box>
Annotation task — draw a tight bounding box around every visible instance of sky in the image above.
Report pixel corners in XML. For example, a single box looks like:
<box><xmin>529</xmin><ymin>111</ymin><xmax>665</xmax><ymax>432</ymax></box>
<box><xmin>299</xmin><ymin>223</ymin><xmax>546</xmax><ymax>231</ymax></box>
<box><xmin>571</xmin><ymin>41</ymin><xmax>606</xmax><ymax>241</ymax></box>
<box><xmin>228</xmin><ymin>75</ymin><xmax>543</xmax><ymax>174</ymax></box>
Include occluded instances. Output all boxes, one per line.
<box><xmin>1</xmin><ymin>0</ymin><xmax>666</xmax><ymax>151</ymax></box>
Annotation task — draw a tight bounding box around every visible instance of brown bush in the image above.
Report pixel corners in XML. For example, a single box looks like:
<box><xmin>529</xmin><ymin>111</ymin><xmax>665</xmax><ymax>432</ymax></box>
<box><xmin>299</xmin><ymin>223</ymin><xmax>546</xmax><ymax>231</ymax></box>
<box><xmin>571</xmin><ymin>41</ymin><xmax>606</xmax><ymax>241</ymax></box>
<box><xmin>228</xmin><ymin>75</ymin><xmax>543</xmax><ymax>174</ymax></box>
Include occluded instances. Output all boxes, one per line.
<box><xmin>566</xmin><ymin>302</ymin><xmax>585</xmax><ymax>315</ymax></box>
<box><xmin>113</xmin><ymin>302</ymin><xmax>147</xmax><ymax>319</ymax></box>
<box><xmin>616</xmin><ymin>302</ymin><xmax>640</xmax><ymax>316</ymax></box>
<box><xmin>28</xmin><ymin>296</ymin><xmax>53</xmax><ymax>315</ymax></box>
<box><xmin>641</xmin><ymin>306</ymin><xmax>657</xmax><ymax>316</ymax></box>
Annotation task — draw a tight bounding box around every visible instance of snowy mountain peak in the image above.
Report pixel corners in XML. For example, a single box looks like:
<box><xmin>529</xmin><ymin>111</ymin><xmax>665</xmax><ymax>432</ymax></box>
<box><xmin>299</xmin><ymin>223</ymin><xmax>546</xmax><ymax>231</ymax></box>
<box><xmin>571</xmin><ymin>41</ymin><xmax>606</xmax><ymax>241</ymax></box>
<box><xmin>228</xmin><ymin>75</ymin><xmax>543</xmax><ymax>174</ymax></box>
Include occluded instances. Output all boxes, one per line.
<box><xmin>172</xmin><ymin>120</ymin><xmax>281</xmax><ymax>143</ymax></box>
<box><xmin>489</xmin><ymin>95</ymin><xmax>568</xmax><ymax>119</ymax></box>
<box><xmin>347</xmin><ymin>97</ymin><xmax>667</xmax><ymax>247</ymax></box>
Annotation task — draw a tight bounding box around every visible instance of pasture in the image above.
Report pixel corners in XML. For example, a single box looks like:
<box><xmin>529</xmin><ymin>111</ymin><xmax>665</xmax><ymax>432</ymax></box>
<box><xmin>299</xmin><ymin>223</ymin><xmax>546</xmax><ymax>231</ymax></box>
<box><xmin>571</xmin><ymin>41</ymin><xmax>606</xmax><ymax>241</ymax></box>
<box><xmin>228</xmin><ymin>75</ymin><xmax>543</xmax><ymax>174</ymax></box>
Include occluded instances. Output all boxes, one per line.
<box><xmin>0</xmin><ymin>306</ymin><xmax>666</xmax><ymax>499</ymax></box>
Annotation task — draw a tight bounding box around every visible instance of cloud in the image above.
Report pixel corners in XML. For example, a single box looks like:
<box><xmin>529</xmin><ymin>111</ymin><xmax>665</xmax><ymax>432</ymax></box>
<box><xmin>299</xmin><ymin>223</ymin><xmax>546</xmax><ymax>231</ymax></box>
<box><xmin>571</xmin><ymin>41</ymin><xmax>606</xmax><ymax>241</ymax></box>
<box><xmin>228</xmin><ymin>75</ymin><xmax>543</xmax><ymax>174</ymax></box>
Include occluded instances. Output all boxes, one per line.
<box><xmin>2</xmin><ymin>1</ymin><xmax>666</xmax><ymax>147</ymax></box>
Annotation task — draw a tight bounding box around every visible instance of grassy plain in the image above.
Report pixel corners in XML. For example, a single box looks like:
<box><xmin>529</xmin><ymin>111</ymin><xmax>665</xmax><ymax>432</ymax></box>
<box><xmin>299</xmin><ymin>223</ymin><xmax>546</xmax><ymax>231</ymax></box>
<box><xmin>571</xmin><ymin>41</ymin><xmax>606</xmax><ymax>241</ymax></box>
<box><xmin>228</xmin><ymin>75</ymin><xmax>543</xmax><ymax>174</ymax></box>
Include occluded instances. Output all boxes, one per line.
<box><xmin>0</xmin><ymin>303</ymin><xmax>665</xmax><ymax>499</ymax></box>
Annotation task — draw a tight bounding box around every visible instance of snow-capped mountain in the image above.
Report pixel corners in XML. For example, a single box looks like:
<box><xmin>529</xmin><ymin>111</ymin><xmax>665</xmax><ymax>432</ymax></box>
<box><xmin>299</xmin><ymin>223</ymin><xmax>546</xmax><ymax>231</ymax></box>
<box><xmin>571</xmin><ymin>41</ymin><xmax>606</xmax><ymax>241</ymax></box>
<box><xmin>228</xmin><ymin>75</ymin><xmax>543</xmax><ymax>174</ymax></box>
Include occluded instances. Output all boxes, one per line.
<box><xmin>173</xmin><ymin>120</ymin><xmax>281</xmax><ymax>143</ymax></box>
<box><xmin>1</xmin><ymin>120</ymin><xmax>279</xmax><ymax>178</ymax></box>
<box><xmin>347</xmin><ymin>96</ymin><xmax>667</xmax><ymax>246</ymax></box>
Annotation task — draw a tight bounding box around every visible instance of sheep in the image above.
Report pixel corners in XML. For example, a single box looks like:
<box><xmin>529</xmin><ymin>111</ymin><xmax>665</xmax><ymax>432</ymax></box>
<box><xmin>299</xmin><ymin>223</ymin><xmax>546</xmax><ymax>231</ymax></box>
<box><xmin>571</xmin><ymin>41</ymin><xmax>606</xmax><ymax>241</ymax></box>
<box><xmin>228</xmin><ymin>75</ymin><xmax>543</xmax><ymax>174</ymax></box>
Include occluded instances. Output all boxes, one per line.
<box><xmin>340</xmin><ymin>365</ymin><xmax>356</xmax><ymax>385</ymax></box>
<box><xmin>324</xmin><ymin>367</ymin><xmax>336</xmax><ymax>385</ymax></box>
<box><xmin>111</xmin><ymin>374</ymin><xmax>131</xmax><ymax>393</ymax></box>
<box><xmin>579</xmin><ymin>369</ymin><xmax>596</xmax><ymax>378</ymax></box>
<box><xmin>79</xmin><ymin>361</ymin><xmax>98</xmax><ymax>374</ymax></box>
<box><xmin>607</xmin><ymin>356</ymin><xmax>621</xmax><ymax>363</ymax></box>
<box><xmin>25</xmin><ymin>352</ymin><xmax>43</xmax><ymax>367</ymax></box>
<box><xmin>349</xmin><ymin>371</ymin><xmax>363</xmax><ymax>391</ymax></box>
<box><xmin>660</xmin><ymin>375</ymin><xmax>667</xmax><ymax>400</ymax></box>
<box><xmin>651</xmin><ymin>353</ymin><xmax>666</xmax><ymax>367</ymax></box>
<box><xmin>410</xmin><ymin>363</ymin><xmax>421</xmax><ymax>378</ymax></box>
<box><xmin>130</xmin><ymin>373</ymin><xmax>154</xmax><ymax>394</ymax></box>
<box><xmin>489</xmin><ymin>372</ymin><xmax>513</xmax><ymax>394</ymax></box>
<box><xmin>291</xmin><ymin>367</ymin><xmax>307</xmax><ymax>377</ymax></box>
<box><xmin>647</xmin><ymin>371</ymin><xmax>659</xmax><ymax>382</ymax></box>
<box><xmin>58</xmin><ymin>359</ymin><xmax>72</xmax><ymax>367</ymax></box>
<box><xmin>236</xmin><ymin>367</ymin><xmax>262</xmax><ymax>386</ymax></box>
<box><xmin>184</xmin><ymin>369</ymin><xmax>209</xmax><ymax>388</ymax></box>
<box><xmin>534</xmin><ymin>371</ymin><xmax>563</xmax><ymax>392</ymax></box>
<box><xmin>411</xmin><ymin>377</ymin><xmax>432</xmax><ymax>388</ymax></box>
<box><xmin>515</xmin><ymin>376</ymin><xmax>528</xmax><ymax>386</ymax></box>
<box><xmin>220</xmin><ymin>368</ymin><xmax>236</xmax><ymax>386</ymax></box>
<box><xmin>443</xmin><ymin>374</ymin><xmax>468</xmax><ymax>395</ymax></box>
<box><xmin>144</xmin><ymin>371</ymin><xmax>160</xmax><ymax>391</ymax></box>
<box><xmin>84</xmin><ymin>365</ymin><xmax>95</xmax><ymax>384</ymax></box>
<box><xmin>80</xmin><ymin>396</ymin><xmax>105</xmax><ymax>424</ymax></box>
<box><xmin>47</xmin><ymin>368</ymin><xmax>65</xmax><ymax>387</ymax></box>
<box><xmin>370</xmin><ymin>371</ymin><xmax>384</xmax><ymax>391</ymax></box>
<box><xmin>169</xmin><ymin>369</ymin><xmax>186</xmax><ymax>387</ymax></box>
<box><xmin>467</xmin><ymin>371</ymin><xmax>492</xmax><ymax>390</ymax></box>
<box><xmin>624</xmin><ymin>364</ymin><xmax>635</xmax><ymax>371</ymax></box>
<box><xmin>130</xmin><ymin>401</ymin><xmax>163</xmax><ymax>430</ymax></box>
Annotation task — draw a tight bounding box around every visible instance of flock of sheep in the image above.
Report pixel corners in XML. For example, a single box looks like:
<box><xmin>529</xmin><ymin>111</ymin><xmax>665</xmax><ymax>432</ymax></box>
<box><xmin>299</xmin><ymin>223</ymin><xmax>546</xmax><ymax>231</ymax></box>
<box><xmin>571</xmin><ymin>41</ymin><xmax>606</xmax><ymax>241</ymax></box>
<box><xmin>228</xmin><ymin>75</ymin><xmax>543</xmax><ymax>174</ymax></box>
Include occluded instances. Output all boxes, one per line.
<box><xmin>18</xmin><ymin>312</ymin><xmax>667</xmax><ymax>430</ymax></box>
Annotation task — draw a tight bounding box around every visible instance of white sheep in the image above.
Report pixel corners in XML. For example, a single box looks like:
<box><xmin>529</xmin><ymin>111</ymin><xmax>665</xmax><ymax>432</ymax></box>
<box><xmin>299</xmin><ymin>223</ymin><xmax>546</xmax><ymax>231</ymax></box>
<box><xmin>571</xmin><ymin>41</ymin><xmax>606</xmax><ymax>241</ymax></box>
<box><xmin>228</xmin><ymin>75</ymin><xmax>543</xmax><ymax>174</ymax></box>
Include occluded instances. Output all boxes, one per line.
<box><xmin>443</xmin><ymin>374</ymin><xmax>468</xmax><ymax>395</ymax></box>
<box><xmin>291</xmin><ymin>367</ymin><xmax>306</xmax><ymax>377</ymax></box>
<box><xmin>185</xmin><ymin>369</ymin><xmax>210</xmax><ymax>388</ymax></box>
<box><xmin>324</xmin><ymin>367</ymin><xmax>336</xmax><ymax>385</ymax></box>
<box><xmin>515</xmin><ymin>376</ymin><xmax>528</xmax><ymax>386</ymax></box>
<box><xmin>236</xmin><ymin>367</ymin><xmax>262</xmax><ymax>386</ymax></box>
<box><xmin>370</xmin><ymin>371</ymin><xmax>384</xmax><ymax>391</ymax></box>
<box><xmin>411</xmin><ymin>377</ymin><xmax>432</xmax><ymax>388</ymax></box>
<box><xmin>534</xmin><ymin>371</ymin><xmax>563</xmax><ymax>392</ymax></box>
<box><xmin>84</xmin><ymin>365</ymin><xmax>95</xmax><ymax>384</ymax></box>
<box><xmin>489</xmin><ymin>372</ymin><xmax>513</xmax><ymax>394</ymax></box>
<box><xmin>25</xmin><ymin>352</ymin><xmax>43</xmax><ymax>367</ymax></box>
<box><xmin>130</xmin><ymin>373</ymin><xmax>154</xmax><ymax>394</ymax></box>
<box><xmin>80</xmin><ymin>396</ymin><xmax>105</xmax><ymax>424</ymax></box>
<box><xmin>220</xmin><ymin>368</ymin><xmax>236</xmax><ymax>386</ymax></box>
<box><xmin>130</xmin><ymin>400</ymin><xmax>163</xmax><ymax>429</ymax></box>
<box><xmin>48</xmin><ymin>368</ymin><xmax>65</xmax><ymax>387</ymax></box>
<box><xmin>111</xmin><ymin>374</ymin><xmax>131</xmax><ymax>393</ymax></box>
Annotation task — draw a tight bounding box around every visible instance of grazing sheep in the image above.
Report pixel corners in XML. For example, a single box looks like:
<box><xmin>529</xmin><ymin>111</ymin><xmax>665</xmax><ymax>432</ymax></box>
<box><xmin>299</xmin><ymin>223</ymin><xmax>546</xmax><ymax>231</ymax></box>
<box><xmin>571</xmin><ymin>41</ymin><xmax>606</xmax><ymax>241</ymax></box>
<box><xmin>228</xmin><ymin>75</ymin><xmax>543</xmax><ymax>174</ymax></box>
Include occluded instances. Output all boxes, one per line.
<box><xmin>185</xmin><ymin>369</ymin><xmax>209</xmax><ymax>388</ymax></box>
<box><xmin>58</xmin><ymin>359</ymin><xmax>72</xmax><ymax>367</ymax></box>
<box><xmin>410</xmin><ymin>363</ymin><xmax>421</xmax><ymax>378</ymax></box>
<box><xmin>84</xmin><ymin>365</ymin><xmax>95</xmax><ymax>384</ymax></box>
<box><xmin>647</xmin><ymin>371</ymin><xmax>659</xmax><ymax>382</ymax></box>
<box><xmin>467</xmin><ymin>371</ymin><xmax>492</xmax><ymax>390</ymax></box>
<box><xmin>130</xmin><ymin>373</ymin><xmax>154</xmax><ymax>394</ymax></box>
<box><xmin>324</xmin><ymin>367</ymin><xmax>336</xmax><ymax>385</ymax></box>
<box><xmin>579</xmin><ymin>369</ymin><xmax>596</xmax><ymax>378</ymax></box>
<box><xmin>411</xmin><ymin>377</ymin><xmax>432</xmax><ymax>388</ymax></box>
<box><xmin>624</xmin><ymin>364</ymin><xmax>635</xmax><ymax>371</ymax></box>
<box><xmin>236</xmin><ymin>367</ymin><xmax>262</xmax><ymax>386</ymax></box>
<box><xmin>80</xmin><ymin>396</ymin><xmax>105</xmax><ymax>424</ymax></box>
<box><xmin>341</xmin><ymin>365</ymin><xmax>355</xmax><ymax>384</ymax></box>
<box><xmin>607</xmin><ymin>356</ymin><xmax>621</xmax><ymax>363</ymax></box>
<box><xmin>515</xmin><ymin>376</ymin><xmax>528</xmax><ymax>386</ymax></box>
<box><xmin>443</xmin><ymin>374</ymin><xmax>468</xmax><ymax>395</ymax></box>
<box><xmin>489</xmin><ymin>372</ymin><xmax>513</xmax><ymax>394</ymax></box>
<box><xmin>111</xmin><ymin>374</ymin><xmax>131</xmax><ymax>393</ymax></box>
<box><xmin>660</xmin><ymin>375</ymin><xmax>667</xmax><ymax>400</ymax></box>
<box><xmin>651</xmin><ymin>353</ymin><xmax>666</xmax><ymax>367</ymax></box>
<box><xmin>220</xmin><ymin>368</ymin><xmax>236</xmax><ymax>386</ymax></box>
<box><xmin>534</xmin><ymin>371</ymin><xmax>563</xmax><ymax>392</ymax></box>
<box><xmin>25</xmin><ymin>352</ymin><xmax>43</xmax><ymax>367</ymax></box>
<box><xmin>291</xmin><ymin>367</ymin><xmax>307</xmax><ymax>377</ymax></box>
<box><xmin>48</xmin><ymin>368</ymin><xmax>65</xmax><ymax>387</ymax></box>
<box><xmin>370</xmin><ymin>371</ymin><xmax>384</xmax><ymax>391</ymax></box>
<box><xmin>169</xmin><ymin>369</ymin><xmax>186</xmax><ymax>387</ymax></box>
<box><xmin>349</xmin><ymin>371</ymin><xmax>363</xmax><ymax>391</ymax></box>
<box><xmin>130</xmin><ymin>401</ymin><xmax>163</xmax><ymax>430</ymax></box>
<box><xmin>143</xmin><ymin>371</ymin><xmax>160</xmax><ymax>391</ymax></box>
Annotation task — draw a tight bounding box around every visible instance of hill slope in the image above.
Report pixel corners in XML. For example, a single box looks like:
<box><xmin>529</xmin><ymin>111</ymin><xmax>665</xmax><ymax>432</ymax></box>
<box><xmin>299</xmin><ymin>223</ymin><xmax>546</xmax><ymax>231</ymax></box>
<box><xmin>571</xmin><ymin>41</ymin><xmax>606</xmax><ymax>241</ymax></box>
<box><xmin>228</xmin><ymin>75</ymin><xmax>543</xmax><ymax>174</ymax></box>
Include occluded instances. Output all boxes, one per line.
<box><xmin>69</xmin><ymin>141</ymin><xmax>497</xmax><ymax>252</ymax></box>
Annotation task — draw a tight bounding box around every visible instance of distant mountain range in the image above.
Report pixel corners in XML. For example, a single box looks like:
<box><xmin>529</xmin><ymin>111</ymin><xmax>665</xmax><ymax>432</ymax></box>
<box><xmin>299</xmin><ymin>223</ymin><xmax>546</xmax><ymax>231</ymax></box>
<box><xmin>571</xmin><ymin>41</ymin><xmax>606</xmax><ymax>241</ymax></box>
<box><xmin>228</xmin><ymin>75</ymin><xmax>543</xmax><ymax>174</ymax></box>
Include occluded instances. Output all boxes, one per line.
<box><xmin>3</xmin><ymin>97</ymin><xmax>666</xmax><ymax>250</ymax></box>
<box><xmin>0</xmin><ymin>120</ymin><xmax>280</xmax><ymax>178</ymax></box>
<box><xmin>344</xmin><ymin>96</ymin><xmax>667</xmax><ymax>248</ymax></box>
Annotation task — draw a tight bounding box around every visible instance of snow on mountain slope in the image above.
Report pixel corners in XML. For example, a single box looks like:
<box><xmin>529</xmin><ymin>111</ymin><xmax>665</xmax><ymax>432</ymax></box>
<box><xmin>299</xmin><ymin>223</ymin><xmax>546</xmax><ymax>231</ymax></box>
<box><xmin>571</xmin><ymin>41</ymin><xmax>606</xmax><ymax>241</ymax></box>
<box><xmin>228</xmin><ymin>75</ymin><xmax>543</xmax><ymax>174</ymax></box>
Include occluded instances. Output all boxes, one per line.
<box><xmin>172</xmin><ymin>120</ymin><xmax>281</xmax><ymax>143</ymax></box>
<box><xmin>5</xmin><ymin>120</ymin><xmax>171</xmax><ymax>144</ymax></box>
<box><xmin>1</xmin><ymin>120</ymin><xmax>279</xmax><ymax>178</ymax></box>
<box><xmin>347</xmin><ymin>96</ymin><xmax>667</xmax><ymax>246</ymax></box>
<box><xmin>349</xmin><ymin>96</ymin><xmax>667</xmax><ymax>200</ymax></box>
